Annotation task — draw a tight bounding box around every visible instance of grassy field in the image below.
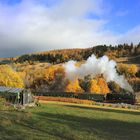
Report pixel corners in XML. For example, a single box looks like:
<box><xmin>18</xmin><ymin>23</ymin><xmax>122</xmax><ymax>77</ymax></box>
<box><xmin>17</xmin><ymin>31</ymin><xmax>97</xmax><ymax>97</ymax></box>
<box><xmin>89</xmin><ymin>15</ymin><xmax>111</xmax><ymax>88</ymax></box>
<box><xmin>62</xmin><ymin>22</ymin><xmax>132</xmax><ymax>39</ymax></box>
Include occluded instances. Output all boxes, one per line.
<box><xmin>0</xmin><ymin>102</ymin><xmax>140</xmax><ymax>140</ymax></box>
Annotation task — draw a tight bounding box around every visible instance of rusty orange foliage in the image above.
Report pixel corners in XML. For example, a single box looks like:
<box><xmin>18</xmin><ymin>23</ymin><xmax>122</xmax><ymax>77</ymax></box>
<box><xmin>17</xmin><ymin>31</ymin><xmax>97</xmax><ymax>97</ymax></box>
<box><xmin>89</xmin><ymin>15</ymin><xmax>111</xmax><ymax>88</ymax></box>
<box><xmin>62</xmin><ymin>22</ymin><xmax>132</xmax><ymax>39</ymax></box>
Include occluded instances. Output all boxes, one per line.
<box><xmin>98</xmin><ymin>77</ymin><xmax>110</xmax><ymax>94</ymax></box>
<box><xmin>35</xmin><ymin>96</ymin><xmax>93</xmax><ymax>105</ymax></box>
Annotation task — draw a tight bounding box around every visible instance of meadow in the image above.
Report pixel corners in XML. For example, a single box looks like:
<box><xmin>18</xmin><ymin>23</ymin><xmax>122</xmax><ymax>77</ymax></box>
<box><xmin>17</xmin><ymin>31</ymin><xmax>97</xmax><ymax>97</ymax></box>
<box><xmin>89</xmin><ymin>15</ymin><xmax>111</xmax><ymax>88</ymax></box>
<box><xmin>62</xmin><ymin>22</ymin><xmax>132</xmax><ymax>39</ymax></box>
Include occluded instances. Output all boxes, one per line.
<box><xmin>0</xmin><ymin>102</ymin><xmax>140</xmax><ymax>140</ymax></box>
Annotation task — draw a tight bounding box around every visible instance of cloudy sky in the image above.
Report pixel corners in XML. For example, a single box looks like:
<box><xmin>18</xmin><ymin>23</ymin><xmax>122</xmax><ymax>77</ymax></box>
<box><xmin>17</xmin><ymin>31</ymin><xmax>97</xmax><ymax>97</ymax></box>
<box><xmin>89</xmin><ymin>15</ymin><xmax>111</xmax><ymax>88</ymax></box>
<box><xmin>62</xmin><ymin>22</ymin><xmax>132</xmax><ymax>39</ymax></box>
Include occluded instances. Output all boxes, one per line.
<box><xmin>0</xmin><ymin>0</ymin><xmax>140</xmax><ymax>57</ymax></box>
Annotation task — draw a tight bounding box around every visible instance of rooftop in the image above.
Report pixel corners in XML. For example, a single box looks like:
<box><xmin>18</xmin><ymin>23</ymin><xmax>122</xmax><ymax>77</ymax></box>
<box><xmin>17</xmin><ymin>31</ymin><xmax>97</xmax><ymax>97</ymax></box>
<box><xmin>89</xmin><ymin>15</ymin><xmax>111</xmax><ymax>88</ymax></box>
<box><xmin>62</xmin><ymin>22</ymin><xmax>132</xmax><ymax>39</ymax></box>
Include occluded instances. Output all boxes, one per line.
<box><xmin>0</xmin><ymin>86</ymin><xmax>24</xmax><ymax>94</ymax></box>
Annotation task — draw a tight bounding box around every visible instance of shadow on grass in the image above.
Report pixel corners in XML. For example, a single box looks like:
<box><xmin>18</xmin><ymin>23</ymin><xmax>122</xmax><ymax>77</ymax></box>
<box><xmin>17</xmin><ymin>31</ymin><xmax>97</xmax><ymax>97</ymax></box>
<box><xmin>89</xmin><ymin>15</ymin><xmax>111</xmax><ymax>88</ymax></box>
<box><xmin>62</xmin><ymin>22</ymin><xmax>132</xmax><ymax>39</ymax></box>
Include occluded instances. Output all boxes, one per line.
<box><xmin>63</xmin><ymin>104</ymin><xmax>140</xmax><ymax>115</ymax></box>
<box><xmin>0</xmin><ymin>110</ymin><xmax>78</xmax><ymax>140</ymax></box>
<box><xmin>0</xmin><ymin>107</ymin><xmax>140</xmax><ymax>140</ymax></box>
<box><xmin>34</xmin><ymin>111</ymin><xmax>140</xmax><ymax>140</ymax></box>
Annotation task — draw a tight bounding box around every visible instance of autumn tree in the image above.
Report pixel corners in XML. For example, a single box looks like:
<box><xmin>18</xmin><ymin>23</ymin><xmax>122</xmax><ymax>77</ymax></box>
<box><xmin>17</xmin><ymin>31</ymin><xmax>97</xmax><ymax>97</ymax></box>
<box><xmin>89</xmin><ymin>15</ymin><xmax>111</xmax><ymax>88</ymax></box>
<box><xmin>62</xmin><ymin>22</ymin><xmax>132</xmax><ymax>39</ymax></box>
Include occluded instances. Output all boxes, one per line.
<box><xmin>65</xmin><ymin>79</ymin><xmax>84</xmax><ymax>93</ymax></box>
<box><xmin>45</xmin><ymin>65</ymin><xmax>65</xmax><ymax>82</ymax></box>
<box><xmin>88</xmin><ymin>76</ymin><xmax>110</xmax><ymax>94</ymax></box>
<box><xmin>128</xmin><ymin>64</ymin><xmax>138</xmax><ymax>77</ymax></box>
<box><xmin>117</xmin><ymin>64</ymin><xmax>138</xmax><ymax>77</ymax></box>
<box><xmin>88</xmin><ymin>79</ymin><xmax>101</xmax><ymax>93</ymax></box>
<box><xmin>98</xmin><ymin>77</ymin><xmax>110</xmax><ymax>94</ymax></box>
<box><xmin>0</xmin><ymin>65</ymin><xmax>24</xmax><ymax>88</ymax></box>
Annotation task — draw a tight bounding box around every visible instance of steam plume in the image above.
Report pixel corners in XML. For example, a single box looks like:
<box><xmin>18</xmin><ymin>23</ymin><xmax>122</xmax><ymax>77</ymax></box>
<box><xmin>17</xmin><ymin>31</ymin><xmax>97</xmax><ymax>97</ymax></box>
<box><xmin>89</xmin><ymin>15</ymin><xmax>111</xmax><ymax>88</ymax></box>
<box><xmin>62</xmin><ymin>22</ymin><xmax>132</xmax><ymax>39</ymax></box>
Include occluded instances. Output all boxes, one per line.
<box><xmin>63</xmin><ymin>54</ymin><xmax>133</xmax><ymax>92</ymax></box>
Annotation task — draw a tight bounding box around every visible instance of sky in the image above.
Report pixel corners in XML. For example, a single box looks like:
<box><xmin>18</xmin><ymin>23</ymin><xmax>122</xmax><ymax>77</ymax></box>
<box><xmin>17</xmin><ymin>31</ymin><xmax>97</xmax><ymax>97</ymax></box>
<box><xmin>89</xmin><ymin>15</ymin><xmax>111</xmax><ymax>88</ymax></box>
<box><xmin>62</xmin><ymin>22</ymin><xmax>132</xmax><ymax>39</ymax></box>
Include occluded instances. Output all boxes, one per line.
<box><xmin>0</xmin><ymin>0</ymin><xmax>140</xmax><ymax>57</ymax></box>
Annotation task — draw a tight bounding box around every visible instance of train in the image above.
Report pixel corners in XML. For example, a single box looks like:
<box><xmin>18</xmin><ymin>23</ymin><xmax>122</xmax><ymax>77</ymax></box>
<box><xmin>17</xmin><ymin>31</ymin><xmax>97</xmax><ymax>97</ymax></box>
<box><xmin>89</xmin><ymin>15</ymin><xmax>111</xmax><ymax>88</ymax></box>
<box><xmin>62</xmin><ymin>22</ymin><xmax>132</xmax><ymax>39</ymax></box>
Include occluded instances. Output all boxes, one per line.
<box><xmin>35</xmin><ymin>91</ymin><xmax>136</xmax><ymax>105</ymax></box>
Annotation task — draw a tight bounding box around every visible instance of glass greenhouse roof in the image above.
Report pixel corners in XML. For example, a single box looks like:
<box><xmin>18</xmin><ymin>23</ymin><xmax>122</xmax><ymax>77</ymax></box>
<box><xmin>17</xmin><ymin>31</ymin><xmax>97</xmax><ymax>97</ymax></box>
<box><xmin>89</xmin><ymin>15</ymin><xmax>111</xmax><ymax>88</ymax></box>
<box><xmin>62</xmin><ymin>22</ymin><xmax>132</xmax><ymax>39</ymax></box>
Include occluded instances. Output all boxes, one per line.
<box><xmin>0</xmin><ymin>86</ymin><xmax>24</xmax><ymax>94</ymax></box>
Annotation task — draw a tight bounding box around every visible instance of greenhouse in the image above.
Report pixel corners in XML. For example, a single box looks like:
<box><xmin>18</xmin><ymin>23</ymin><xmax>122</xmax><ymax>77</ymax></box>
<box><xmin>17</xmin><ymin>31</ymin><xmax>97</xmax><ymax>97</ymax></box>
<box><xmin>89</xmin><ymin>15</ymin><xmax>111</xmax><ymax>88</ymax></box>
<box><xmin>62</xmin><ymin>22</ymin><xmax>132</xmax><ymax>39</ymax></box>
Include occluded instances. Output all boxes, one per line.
<box><xmin>0</xmin><ymin>86</ymin><xmax>33</xmax><ymax>105</ymax></box>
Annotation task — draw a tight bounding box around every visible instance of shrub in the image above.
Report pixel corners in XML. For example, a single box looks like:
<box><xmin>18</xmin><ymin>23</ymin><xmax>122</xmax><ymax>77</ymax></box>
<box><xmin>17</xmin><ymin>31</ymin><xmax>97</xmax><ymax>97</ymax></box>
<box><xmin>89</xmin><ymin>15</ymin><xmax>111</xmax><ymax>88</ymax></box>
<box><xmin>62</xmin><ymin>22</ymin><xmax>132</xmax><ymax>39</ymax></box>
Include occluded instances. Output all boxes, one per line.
<box><xmin>117</xmin><ymin>63</ymin><xmax>138</xmax><ymax>77</ymax></box>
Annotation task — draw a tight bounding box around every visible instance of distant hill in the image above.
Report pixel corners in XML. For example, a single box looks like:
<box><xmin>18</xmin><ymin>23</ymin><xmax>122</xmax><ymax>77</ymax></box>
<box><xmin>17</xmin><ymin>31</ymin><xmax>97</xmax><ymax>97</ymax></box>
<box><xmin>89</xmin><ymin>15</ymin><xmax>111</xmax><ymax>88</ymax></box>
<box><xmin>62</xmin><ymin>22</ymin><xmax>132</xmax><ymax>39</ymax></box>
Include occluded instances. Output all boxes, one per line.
<box><xmin>0</xmin><ymin>43</ymin><xmax>140</xmax><ymax>69</ymax></box>
<box><xmin>0</xmin><ymin>43</ymin><xmax>140</xmax><ymax>96</ymax></box>
<box><xmin>4</xmin><ymin>43</ymin><xmax>137</xmax><ymax>64</ymax></box>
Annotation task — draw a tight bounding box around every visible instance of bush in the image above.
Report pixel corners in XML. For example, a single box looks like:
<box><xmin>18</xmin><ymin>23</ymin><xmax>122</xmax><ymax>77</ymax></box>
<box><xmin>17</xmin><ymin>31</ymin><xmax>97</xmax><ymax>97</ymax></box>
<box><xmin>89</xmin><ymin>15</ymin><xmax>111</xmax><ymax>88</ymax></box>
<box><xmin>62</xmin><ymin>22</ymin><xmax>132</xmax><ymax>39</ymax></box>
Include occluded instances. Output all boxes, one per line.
<box><xmin>117</xmin><ymin>64</ymin><xmax>138</xmax><ymax>77</ymax></box>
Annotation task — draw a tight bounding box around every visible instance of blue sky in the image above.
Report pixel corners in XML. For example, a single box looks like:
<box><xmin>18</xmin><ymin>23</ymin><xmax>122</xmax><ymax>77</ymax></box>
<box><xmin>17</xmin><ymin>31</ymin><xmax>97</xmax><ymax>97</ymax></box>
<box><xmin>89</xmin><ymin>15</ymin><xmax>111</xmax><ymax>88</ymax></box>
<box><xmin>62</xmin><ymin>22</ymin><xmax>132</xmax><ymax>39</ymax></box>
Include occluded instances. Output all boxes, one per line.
<box><xmin>3</xmin><ymin>0</ymin><xmax>140</xmax><ymax>33</ymax></box>
<box><xmin>85</xmin><ymin>0</ymin><xmax>140</xmax><ymax>34</ymax></box>
<box><xmin>105</xmin><ymin>0</ymin><xmax>140</xmax><ymax>33</ymax></box>
<box><xmin>0</xmin><ymin>0</ymin><xmax>140</xmax><ymax>57</ymax></box>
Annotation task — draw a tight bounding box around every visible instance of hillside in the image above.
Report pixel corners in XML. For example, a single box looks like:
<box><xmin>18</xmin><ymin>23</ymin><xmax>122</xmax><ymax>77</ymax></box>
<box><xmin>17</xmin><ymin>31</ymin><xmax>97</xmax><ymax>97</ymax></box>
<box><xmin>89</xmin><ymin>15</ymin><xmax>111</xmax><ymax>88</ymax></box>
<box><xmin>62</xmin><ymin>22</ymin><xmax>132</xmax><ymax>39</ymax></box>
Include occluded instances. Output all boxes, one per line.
<box><xmin>1</xmin><ymin>44</ymin><xmax>139</xmax><ymax>64</ymax></box>
<box><xmin>0</xmin><ymin>44</ymin><xmax>140</xmax><ymax>96</ymax></box>
<box><xmin>0</xmin><ymin>43</ymin><xmax>140</xmax><ymax>64</ymax></box>
<box><xmin>116</xmin><ymin>55</ymin><xmax>140</xmax><ymax>68</ymax></box>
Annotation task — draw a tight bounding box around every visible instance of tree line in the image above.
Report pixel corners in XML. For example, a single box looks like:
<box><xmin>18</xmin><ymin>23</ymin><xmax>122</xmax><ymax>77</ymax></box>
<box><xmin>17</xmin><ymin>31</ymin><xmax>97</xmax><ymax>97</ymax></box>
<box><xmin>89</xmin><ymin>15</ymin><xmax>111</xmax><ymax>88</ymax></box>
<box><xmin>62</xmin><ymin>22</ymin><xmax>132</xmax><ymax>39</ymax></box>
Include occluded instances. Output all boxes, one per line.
<box><xmin>15</xmin><ymin>43</ymin><xmax>140</xmax><ymax>64</ymax></box>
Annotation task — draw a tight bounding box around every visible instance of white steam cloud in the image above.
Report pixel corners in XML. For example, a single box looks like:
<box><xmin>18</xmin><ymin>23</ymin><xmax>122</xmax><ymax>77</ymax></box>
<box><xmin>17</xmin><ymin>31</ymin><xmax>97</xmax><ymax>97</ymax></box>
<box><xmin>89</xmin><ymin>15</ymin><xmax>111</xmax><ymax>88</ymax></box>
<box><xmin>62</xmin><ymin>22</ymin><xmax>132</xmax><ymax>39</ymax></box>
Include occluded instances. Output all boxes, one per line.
<box><xmin>63</xmin><ymin>54</ymin><xmax>133</xmax><ymax>92</ymax></box>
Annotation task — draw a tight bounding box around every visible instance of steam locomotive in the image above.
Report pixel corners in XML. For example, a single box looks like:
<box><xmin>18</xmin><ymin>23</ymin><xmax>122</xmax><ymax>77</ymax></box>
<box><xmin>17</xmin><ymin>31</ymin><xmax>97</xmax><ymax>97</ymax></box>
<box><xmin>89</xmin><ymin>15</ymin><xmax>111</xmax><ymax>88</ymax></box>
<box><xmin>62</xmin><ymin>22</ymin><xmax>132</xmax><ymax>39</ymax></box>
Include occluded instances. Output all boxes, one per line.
<box><xmin>35</xmin><ymin>92</ymin><xmax>136</xmax><ymax>105</ymax></box>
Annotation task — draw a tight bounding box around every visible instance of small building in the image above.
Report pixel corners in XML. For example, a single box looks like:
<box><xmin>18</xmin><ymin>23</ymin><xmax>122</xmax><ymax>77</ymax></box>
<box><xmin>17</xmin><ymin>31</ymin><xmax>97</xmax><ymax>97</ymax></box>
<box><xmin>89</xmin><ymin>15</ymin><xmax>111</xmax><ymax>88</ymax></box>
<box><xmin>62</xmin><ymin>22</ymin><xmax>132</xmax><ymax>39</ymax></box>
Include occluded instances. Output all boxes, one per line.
<box><xmin>0</xmin><ymin>86</ymin><xmax>34</xmax><ymax>105</ymax></box>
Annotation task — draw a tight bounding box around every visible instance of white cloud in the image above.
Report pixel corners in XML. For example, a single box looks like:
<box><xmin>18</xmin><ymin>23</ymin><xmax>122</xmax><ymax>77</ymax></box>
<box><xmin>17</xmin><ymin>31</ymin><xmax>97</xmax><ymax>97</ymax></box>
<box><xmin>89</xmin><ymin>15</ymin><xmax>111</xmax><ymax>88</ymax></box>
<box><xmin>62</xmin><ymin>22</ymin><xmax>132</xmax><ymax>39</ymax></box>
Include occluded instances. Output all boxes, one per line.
<box><xmin>118</xmin><ymin>26</ymin><xmax>140</xmax><ymax>44</ymax></box>
<box><xmin>0</xmin><ymin>0</ymin><xmax>139</xmax><ymax>57</ymax></box>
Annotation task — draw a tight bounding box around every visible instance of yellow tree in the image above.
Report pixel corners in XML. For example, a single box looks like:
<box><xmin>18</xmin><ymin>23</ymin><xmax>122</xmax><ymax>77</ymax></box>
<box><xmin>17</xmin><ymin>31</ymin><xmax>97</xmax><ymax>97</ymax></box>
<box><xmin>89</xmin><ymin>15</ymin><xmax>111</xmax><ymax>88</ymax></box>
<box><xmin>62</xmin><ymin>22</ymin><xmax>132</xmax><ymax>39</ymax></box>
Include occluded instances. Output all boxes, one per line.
<box><xmin>65</xmin><ymin>79</ymin><xmax>84</xmax><ymax>93</ymax></box>
<box><xmin>0</xmin><ymin>65</ymin><xmax>24</xmax><ymax>88</ymax></box>
<box><xmin>98</xmin><ymin>77</ymin><xmax>110</xmax><ymax>94</ymax></box>
<box><xmin>45</xmin><ymin>66</ymin><xmax>56</xmax><ymax>81</ymax></box>
<box><xmin>45</xmin><ymin>65</ymin><xmax>65</xmax><ymax>81</ymax></box>
<box><xmin>128</xmin><ymin>64</ymin><xmax>138</xmax><ymax>77</ymax></box>
<box><xmin>88</xmin><ymin>79</ymin><xmax>101</xmax><ymax>93</ymax></box>
<box><xmin>117</xmin><ymin>63</ymin><xmax>138</xmax><ymax>77</ymax></box>
<box><xmin>45</xmin><ymin>65</ymin><xmax>65</xmax><ymax>83</ymax></box>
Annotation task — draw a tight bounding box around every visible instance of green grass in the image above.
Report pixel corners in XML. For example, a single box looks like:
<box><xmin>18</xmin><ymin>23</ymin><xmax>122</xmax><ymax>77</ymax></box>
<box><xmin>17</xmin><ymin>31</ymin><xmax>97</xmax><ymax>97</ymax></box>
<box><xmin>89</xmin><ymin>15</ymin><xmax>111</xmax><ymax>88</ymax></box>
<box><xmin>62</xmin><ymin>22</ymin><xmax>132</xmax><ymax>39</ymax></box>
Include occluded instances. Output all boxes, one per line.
<box><xmin>0</xmin><ymin>102</ymin><xmax>140</xmax><ymax>140</ymax></box>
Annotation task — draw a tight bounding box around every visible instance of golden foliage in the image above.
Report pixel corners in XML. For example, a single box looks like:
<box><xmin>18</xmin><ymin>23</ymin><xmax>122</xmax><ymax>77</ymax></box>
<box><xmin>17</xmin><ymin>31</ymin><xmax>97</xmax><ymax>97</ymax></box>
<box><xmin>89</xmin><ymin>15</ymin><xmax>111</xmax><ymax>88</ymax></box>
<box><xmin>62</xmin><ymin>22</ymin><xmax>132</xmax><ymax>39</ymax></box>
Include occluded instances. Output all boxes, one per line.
<box><xmin>117</xmin><ymin>64</ymin><xmax>138</xmax><ymax>77</ymax></box>
<box><xmin>88</xmin><ymin>76</ymin><xmax>110</xmax><ymax>94</ymax></box>
<box><xmin>0</xmin><ymin>65</ymin><xmax>24</xmax><ymax>88</ymax></box>
<box><xmin>88</xmin><ymin>79</ymin><xmax>101</xmax><ymax>93</ymax></box>
<box><xmin>128</xmin><ymin>64</ymin><xmax>138</xmax><ymax>76</ymax></box>
<box><xmin>98</xmin><ymin>77</ymin><xmax>110</xmax><ymax>94</ymax></box>
<box><xmin>18</xmin><ymin>71</ymin><xmax>26</xmax><ymax>80</ymax></box>
<box><xmin>17</xmin><ymin>63</ymin><xmax>47</xmax><ymax>88</ymax></box>
<box><xmin>105</xmin><ymin>50</ymin><xmax>118</xmax><ymax>60</ymax></box>
<box><xmin>65</xmin><ymin>79</ymin><xmax>84</xmax><ymax>93</ymax></box>
<box><xmin>45</xmin><ymin>65</ymin><xmax>65</xmax><ymax>82</ymax></box>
